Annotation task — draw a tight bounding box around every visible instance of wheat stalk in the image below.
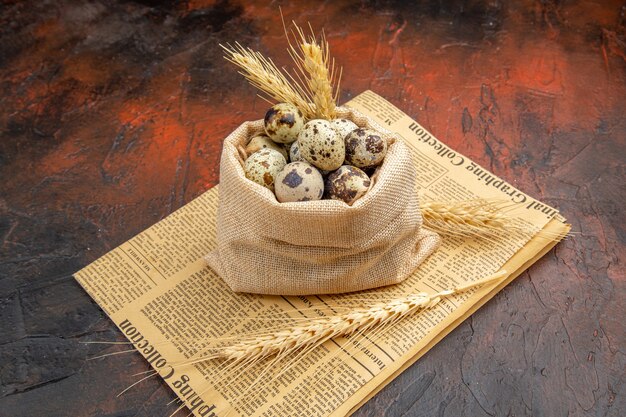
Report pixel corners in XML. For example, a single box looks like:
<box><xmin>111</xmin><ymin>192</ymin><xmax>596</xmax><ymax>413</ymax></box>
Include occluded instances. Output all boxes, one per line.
<box><xmin>419</xmin><ymin>199</ymin><xmax>515</xmax><ymax>240</ymax></box>
<box><xmin>421</xmin><ymin>199</ymin><xmax>506</xmax><ymax>227</ymax></box>
<box><xmin>286</xmin><ymin>23</ymin><xmax>340</xmax><ymax>119</ymax></box>
<box><xmin>221</xmin><ymin>43</ymin><xmax>315</xmax><ymax>118</ymax></box>
<box><xmin>420</xmin><ymin>199</ymin><xmax>570</xmax><ymax>241</ymax></box>
<box><xmin>222</xmin><ymin>19</ymin><xmax>341</xmax><ymax>120</ymax></box>
<box><xmin>182</xmin><ymin>270</ymin><xmax>506</xmax><ymax>366</ymax></box>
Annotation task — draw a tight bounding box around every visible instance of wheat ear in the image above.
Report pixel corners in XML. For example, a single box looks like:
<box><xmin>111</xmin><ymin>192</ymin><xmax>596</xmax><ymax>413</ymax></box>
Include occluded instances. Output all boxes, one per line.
<box><xmin>420</xmin><ymin>199</ymin><xmax>516</xmax><ymax>239</ymax></box>
<box><xmin>220</xmin><ymin>43</ymin><xmax>315</xmax><ymax>118</ymax></box>
<box><xmin>421</xmin><ymin>199</ymin><xmax>506</xmax><ymax>226</ymax></box>
<box><xmin>287</xmin><ymin>23</ymin><xmax>340</xmax><ymax>119</ymax></box>
<box><xmin>420</xmin><ymin>199</ymin><xmax>570</xmax><ymax>241</ymax></box>
<box><xmin>183</xmin><ymin>270</ymin><xmax>506</xmax><ymax>365</ymax></box>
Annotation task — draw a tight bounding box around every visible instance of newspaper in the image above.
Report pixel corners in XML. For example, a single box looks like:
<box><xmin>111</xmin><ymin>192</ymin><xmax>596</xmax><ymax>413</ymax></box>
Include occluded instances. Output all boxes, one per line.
<box><xmin>74</xmin><ymin>90</ymin><xmax>570</xmax><ymax>417</ymax></box>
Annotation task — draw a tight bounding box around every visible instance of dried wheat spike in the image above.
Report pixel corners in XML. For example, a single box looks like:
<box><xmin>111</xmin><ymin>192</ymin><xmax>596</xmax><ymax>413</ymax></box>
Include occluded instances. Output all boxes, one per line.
<box><xmin>287</xmin><ymin>23</ymin><xmax>340</xmax><ymax>119</ymax></box>
<box><xmin>187</xmin><ymin>271</ymin><xmax>506</xmax><ymax>365</ymax></box>
<box><xmin>221</xmin><ymin>43</ymin><xmax>315</xmax><ymax>118</ymax></box>
<box><xmin>420</xmin><ymin>199</ymin><xmax>570</xmax><ymax>242</ymax></box>
<box><xmin>421</xmin><ymin>199</ymin><xmax>506</xmax><ymax>226</ymax></box>
<box><xmin>420</xmin><ymin>199</ymin><xmax>515</xmax><ymax>239</ymax></box>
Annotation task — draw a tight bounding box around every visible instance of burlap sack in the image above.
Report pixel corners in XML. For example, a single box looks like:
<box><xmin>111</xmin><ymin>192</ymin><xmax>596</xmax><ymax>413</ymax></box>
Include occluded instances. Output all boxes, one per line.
<box><xmin>205</xmin><ymin>107</ymin><xmax>440</xmax><ymax>295</ymax></box>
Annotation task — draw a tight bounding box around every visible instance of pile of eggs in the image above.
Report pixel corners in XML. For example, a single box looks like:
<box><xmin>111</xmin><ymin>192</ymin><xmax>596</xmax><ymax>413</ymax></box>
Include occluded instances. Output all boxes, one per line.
<box><xmin>243</xmin><ymin>103</ymin><xmax>388</xmax><ymax>205</ymax></box>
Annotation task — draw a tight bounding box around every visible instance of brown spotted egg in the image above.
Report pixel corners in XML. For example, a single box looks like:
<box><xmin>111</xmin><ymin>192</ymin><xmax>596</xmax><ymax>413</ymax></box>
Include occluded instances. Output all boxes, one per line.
<box><xmin>246</xmin><ymin>134</ymin><xmax>289</xmax><ymax>160</ymax></box>
<box><xmin>264</xmin><ymin>103</ymin><xmax>305</xmax><ymax>144</ymax></box>
<box><xmin>298</xmin><ymin>120</ymin><xmax>345</xmax><ymax>171</ymax></box>
<box><xmin>289</xmin><ymin>140</ymin><xmax>303</xmax><ymax>162</ymax></box>
<box><xmin>344</xmin><ymin>128</ymin><xmax>387</xmax><ymax>169</ymax></box>
<box><xmin>244</xmin><ymin>148</ymin><xmax>286</xmax><ymax>192</ymax></box>
<box><xmin>324</xmin><ymin>165</ymin><xmax>371</xmax><ymax>205</ymax></box>
<box><xmin>330</xmin><ymin>118</ymin><xmax>358</xmax><ymax>140</ymax></box>
<box><xmin>275</xmin><ymin>161</ymin><xmax>324</xmax><ymax>202</ymax></box>
<box><xmin>291</xmin><ymin>141</ymin><xmax>332</xmax><ymax>174</ymax></box>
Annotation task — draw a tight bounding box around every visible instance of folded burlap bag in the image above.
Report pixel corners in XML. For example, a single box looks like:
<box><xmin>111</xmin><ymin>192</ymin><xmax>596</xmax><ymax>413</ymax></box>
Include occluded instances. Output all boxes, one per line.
<box><xmin>205</xmin><ymin>107</ymin><xmax>440</xmax><ymax>295</ymax></box>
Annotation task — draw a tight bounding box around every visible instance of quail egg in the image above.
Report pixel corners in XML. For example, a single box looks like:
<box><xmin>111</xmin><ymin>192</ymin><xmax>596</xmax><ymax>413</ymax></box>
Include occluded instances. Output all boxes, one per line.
<box><xmin>298</xmin><ymin>119</ymin><xmax>345</xmax><ymax>171</ymax></box>
<box><xmin>344</xmin><ymin>128</ymin><xmax>387</xmax><ymax>168</ymax></box>
<box><xmin>264</xmin><ymin>103</ymin><xmax>305</xmax><ymax>144</ymax></box>
<box><xmin>330</xmin><ymin>118</ymin><xmax>358</xmax><ymax>140</ymax></box>
<box><xmin>275</xmin><ymin>161</ymin><xmax>324</xmax><ymax>202</ymax></box>
<box><xmin>289</xmin><ymin>140</ymin><xmax>330</xmax><ymax>174</ymax></box>
<box><xmin>289</xmin><ymin>140</ymin><xmax>304</xmax><ymax>162</ymax></box>
<box><xmin>246</xmin><ymin>134</ymin><xmax>289</xmax><ymax>160</ymax></box>
<box><xmin>324</xmin><ymin>165</ymin><xmax>371</xmax><ymax>205</ymax></box>
<box><xmin>244</xmin><ymin>148</ymin><xmax>287</xmax><ymax>192</ymax></box>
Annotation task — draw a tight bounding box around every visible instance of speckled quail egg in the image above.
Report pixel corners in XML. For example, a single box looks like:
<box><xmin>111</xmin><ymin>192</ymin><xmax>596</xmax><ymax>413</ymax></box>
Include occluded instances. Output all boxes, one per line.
<box><xmin>298</xmin><ymin>119</ymin><xmax>345</xmax><ymax>171</ymax></box>
<box><xmin>289</xmin><ymin>140</ymin><xmax>304</xmax><ymax>162</ymax></box>
<box><xmin>244</xmin><ymin>148</ymin><xmax>287</xmax><ymax>192</ymax></box>
<box><xmin>324</xmin><ymin>165</ymin><xmax>371</xmax><ymax>205</ymax></box>
<box><xmin>289</xmin><ymin>140</ymin><xmax>331</xmax><ymax>175</ymax></box>
<box><xmin>344</xmin><ymin>128</ymin><xmax>388</xmax><ymax>169</ymax></box>
<box><xmin>274</xmin><ymin>161</ymin><xmax>324</xmax><ymax>202</ymax></box>
<box><xmin>246</xmin><ymin>134</ymin><xmax>289</xmax><ymax>160</ymax></box>
<box><xmin>281</xmin><ymin>142</ymin><xmax>292</xmax><ymax>158</ymax></box>
<box><xmin>264</xmin><ymin>103</ymin><xmax>305</xmax><ymax>144</ymax></box>
<box><xmin>330</xmin><ymin>118</ymin><xmax>359</xmax><ymax>140</ymax></box>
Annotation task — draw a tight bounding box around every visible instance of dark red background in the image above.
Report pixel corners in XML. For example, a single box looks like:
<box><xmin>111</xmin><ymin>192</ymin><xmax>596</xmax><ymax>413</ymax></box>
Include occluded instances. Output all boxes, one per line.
<box><xmin>1</xmin><ymin>1</ymin><xmax>624</xmax><ymax>416</ymax></box>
